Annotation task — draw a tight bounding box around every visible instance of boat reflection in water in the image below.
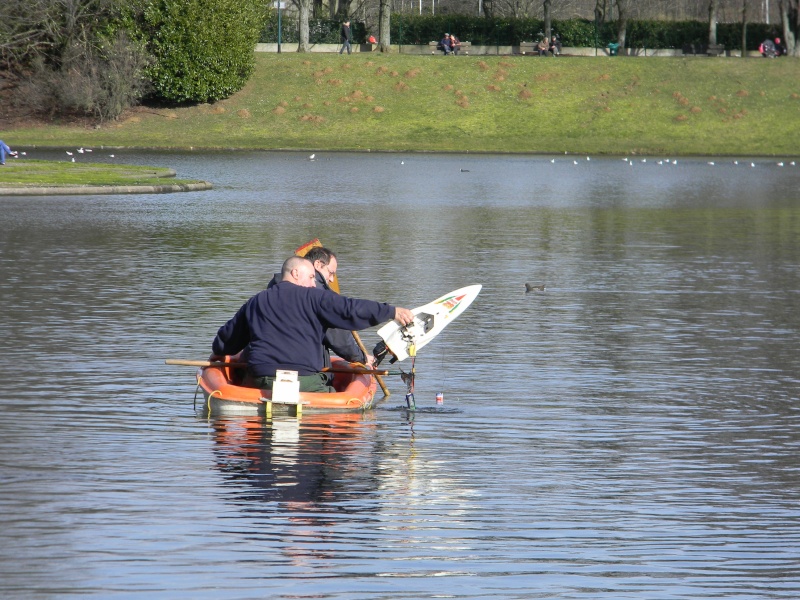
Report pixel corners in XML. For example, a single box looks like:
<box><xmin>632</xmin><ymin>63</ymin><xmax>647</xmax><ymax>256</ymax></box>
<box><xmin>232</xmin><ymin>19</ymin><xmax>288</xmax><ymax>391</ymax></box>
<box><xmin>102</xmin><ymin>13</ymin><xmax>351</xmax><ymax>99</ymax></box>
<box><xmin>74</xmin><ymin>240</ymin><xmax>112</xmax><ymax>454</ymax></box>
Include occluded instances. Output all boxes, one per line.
<box><xmin>206</xmin><ymin>411</ymin><xmax>384</xmax><ymax>506</ymax></box>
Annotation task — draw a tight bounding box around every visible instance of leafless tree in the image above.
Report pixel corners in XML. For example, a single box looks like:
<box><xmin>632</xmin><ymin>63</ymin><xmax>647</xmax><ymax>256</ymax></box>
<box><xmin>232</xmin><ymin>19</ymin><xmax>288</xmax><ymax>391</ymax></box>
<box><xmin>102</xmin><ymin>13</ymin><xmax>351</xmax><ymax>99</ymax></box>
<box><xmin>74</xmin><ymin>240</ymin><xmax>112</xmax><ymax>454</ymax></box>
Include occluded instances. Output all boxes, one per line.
<box><xmin>297</xmin><ymin>0</ymin><xmax>311</xmax><ymax>51</ymax></box>
<box><xmin>778</xmin><ymin>0</ymin><xmax>798</xmax><ymax>55</ymax></box>
<box><xmin>378</xmin><ymin>0</ymin><xmax>391</xmax><ymax>50</ymax></box>
<box><xmin>709</xmin><ymin>0</ymin><xmax>719</xmax><ymax>44</ymax></box>
<box><xmin>544</xmin><ymin>0</ymin><xmax>552</xmax><ymax>40</ymax></box>
<box><xmin>613</xmin><ymin>0</ymin><xmax>632</xmax><ymax>49</ymax></box>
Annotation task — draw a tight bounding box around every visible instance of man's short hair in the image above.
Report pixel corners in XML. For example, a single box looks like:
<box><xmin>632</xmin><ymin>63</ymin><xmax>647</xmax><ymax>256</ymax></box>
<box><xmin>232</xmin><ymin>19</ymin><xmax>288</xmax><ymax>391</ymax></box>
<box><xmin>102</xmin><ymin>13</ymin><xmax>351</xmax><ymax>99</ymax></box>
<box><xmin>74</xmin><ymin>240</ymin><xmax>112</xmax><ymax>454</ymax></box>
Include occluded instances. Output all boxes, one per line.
<box><xmin>303</xmin><ymin>246</ymin><xmax>336</xmax><ymax>266</ymax></box>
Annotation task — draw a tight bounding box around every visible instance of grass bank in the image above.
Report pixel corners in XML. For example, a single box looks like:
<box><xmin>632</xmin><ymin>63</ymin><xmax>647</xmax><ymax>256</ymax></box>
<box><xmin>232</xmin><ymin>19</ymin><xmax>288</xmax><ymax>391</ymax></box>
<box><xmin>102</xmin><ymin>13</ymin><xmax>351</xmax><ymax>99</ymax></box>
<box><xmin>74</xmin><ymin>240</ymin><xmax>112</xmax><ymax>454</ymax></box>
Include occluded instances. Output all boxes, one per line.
<box><xmin>8</xmin><ymin>54</ymin><xmax>800</xmax><ymax>156</ymax></box>
<box><xmin>0</xmin><ymin>160</ymin><xmax>211</xmax><ymax>194</ymax></box>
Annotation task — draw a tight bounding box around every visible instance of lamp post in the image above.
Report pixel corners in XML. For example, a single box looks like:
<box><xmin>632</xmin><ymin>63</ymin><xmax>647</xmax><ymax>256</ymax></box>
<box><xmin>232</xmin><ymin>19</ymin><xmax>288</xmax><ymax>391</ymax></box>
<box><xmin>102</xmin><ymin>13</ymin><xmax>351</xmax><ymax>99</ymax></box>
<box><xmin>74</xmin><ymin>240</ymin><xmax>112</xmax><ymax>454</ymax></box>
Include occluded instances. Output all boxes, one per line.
<box><xmin>274</xmin><ymin>1</ymin><xmax>285</xmax><ymax>53</ymax></box>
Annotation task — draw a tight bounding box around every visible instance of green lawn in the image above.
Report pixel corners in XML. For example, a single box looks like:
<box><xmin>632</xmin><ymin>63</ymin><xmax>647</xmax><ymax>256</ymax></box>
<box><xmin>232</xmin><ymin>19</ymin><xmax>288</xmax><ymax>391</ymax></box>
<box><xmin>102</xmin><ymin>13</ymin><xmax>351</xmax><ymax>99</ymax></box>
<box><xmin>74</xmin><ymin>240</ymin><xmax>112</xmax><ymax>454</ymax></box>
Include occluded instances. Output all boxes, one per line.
<box><xmin>0</xmin><ymin>160</ymin><xmax>203</xmax><ymax>188</ymax></box>
<box><xmin>7</xmin><ymin>53</ymin><xmax>800</xmax><ymax>156</ymax></box>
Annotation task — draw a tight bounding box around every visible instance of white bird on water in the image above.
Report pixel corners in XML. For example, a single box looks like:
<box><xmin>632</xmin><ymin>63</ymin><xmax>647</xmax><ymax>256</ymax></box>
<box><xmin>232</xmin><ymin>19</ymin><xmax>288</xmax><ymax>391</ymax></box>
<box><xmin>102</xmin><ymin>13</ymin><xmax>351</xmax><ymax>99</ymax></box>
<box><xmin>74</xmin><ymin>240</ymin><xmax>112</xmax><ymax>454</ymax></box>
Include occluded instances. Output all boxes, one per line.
<box><xmin>78</xmin><ymin>148</ymin><xmax>84</xmax><ymax>154</ymax></box>
<box><xmin>309</xmin><ymin>154</ymin><xmax>315</xmax><ymax>160</ymax></box>
<box><xmin>66</xmin><ymin>151</ymin><xmax>73</xmax><ymax>156</ymax></box>
<box><xmin>708</xmin><ymin>161</ymin><xmax>715</xmax><ymax>166</ymax></box>
<box><xmin>71</xmin><ymin>157</ymin><xmax>75</xmax><ymax>162</ymax></box>
<box><xmin>777</xmin><ymin>162</ymin><xmax>784</xmax><ymax>167</ymax></box>
<box><xmin>551</xmin><ymin>159</ymin><xmax>555</xmax><ymax>163</ymax></box>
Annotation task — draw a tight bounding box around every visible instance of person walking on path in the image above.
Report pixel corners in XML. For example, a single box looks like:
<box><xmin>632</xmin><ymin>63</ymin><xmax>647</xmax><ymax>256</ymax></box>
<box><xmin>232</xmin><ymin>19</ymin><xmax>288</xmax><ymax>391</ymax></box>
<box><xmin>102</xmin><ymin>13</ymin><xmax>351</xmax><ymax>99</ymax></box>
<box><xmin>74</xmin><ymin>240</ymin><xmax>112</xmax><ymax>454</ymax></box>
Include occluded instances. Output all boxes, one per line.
<box><xmin>340</xmin><ymin>20</ymin><xmax>352</xmax><ymax>55</ymax></box>
<box><xmin>0</xmin><ymin>140</ymin><xmax>18</xmax><ymax>165</ymax></box>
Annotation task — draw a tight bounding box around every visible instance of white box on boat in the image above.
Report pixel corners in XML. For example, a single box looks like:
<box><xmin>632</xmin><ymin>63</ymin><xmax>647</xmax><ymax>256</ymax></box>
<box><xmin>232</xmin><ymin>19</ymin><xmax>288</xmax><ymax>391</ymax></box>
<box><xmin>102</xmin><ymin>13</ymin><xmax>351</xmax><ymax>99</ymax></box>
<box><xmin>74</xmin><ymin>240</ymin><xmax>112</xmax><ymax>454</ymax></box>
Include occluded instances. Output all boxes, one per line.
<box><xmin>272</xmin><ymin>370</ymin><xmax>299</xmax><ymax>404</ymax></box>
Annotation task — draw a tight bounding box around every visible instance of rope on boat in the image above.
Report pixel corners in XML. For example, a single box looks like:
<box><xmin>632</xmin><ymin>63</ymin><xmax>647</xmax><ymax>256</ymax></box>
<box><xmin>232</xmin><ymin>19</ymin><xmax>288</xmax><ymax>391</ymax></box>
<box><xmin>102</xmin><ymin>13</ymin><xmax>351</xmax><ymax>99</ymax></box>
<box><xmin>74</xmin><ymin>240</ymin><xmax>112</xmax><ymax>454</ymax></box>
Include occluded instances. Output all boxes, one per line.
<box><xmin>206</xmin><ymin>389</ymin><xmax>222</xmax><ymax>414</ymax></box>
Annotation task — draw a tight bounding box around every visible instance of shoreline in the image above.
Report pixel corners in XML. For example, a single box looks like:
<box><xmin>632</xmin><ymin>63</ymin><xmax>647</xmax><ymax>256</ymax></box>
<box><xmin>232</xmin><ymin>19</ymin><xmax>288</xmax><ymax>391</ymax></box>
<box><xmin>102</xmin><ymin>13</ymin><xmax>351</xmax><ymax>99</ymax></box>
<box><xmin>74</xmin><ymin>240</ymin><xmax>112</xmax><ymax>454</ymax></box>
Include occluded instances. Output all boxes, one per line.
<box><xmin>0</xmin><ymin>181</ymin><xmax>213</xmax><ymax>196</ymax></box>
<box><xmin>8</xmin><ymin>146</ymin><xmax>799</xmax><ymax>159</ymax></box>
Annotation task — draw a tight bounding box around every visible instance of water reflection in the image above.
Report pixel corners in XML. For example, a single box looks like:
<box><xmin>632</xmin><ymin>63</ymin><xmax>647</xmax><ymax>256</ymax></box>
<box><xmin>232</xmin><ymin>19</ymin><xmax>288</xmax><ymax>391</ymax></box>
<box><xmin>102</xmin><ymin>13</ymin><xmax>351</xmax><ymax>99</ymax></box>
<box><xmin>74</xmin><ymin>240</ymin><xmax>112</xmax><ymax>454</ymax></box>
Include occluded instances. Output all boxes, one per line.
<box><xmin>209</xmin><ymin>412</ymin><xmax>385</xmax><ymax>507</ymax></box>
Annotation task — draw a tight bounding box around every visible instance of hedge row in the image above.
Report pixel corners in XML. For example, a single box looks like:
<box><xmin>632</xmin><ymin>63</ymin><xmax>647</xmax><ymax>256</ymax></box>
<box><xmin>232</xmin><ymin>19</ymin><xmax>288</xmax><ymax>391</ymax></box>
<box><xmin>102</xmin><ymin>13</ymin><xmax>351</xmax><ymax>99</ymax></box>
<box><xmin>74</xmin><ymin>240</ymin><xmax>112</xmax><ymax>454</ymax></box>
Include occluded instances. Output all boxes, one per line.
<box><xmin>260</xmin><ymin>13</ymin><xmax>365</xmax><ymax>45</ymax></box>
<box><xmin>417</xmin><ymin>17</ymin><xmax>775</xmax><ymax>51</ymax></box>
<box><xmin>261</xmin><ymin>14</ymin><xmax>780</xmax><ymax>52</ymax></box>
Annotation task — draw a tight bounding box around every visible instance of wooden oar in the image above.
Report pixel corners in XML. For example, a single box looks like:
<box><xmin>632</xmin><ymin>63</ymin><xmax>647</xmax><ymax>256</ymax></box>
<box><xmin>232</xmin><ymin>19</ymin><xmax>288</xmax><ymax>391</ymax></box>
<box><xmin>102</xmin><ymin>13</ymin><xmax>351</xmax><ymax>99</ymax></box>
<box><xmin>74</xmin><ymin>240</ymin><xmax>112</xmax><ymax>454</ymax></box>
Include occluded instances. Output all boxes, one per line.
<box><xmin>164</xmin><ymin>359</ymin><xmax>399</xmax><ymax>376</ymax></box>
<box><xmin>295</xmin><ymin>238</ymin><xmax>391</xmax><ymax>396</ymax></box>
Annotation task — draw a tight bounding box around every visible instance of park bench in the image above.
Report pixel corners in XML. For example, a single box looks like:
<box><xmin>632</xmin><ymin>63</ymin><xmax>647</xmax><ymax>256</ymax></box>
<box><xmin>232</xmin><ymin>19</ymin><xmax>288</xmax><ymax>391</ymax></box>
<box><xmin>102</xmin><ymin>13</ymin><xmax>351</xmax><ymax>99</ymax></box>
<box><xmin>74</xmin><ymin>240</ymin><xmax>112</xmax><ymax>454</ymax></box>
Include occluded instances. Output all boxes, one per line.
<box><xmin>683</xmin><ymin>43</ymin><xmax>725</xmax><ymax>56</ymax></box>
<box><xmin>428</xmin><ymin>40</ymin><xmax>471</xmax><ymax>54</ymax></box>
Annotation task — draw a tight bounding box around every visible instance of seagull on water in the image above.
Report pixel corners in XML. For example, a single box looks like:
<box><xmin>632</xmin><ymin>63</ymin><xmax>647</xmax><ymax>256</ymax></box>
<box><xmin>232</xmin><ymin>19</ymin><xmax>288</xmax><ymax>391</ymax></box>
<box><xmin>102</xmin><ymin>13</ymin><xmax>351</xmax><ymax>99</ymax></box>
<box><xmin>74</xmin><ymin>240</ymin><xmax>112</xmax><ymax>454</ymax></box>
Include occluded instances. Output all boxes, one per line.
<box><xmin>525</xmin><ymin>283</ymin><xmax>546</xmax><ymax>293</ymax></box>
<box><xmin>460</xmin><ymin>168</ymin><xmax>470</xmax><ymax>172</ymax></box>
<box><xmin>66</xmin><ymin>151</ymin><xmax>73</xmax><ymax>156</ymax></box>
<box><xmin>777</xmin><ymin>162</ymin><xmax>784</xmax><ymax>167</ymax></box>
<box><xmin>309</xmin><ymin>153</ymin><xmax>315</xmax><ymax>160</ymax></box>
<box><xmin>78</xmin><ymin>148</ymin><xmax>84</xmax><ymax>154</ymax></box>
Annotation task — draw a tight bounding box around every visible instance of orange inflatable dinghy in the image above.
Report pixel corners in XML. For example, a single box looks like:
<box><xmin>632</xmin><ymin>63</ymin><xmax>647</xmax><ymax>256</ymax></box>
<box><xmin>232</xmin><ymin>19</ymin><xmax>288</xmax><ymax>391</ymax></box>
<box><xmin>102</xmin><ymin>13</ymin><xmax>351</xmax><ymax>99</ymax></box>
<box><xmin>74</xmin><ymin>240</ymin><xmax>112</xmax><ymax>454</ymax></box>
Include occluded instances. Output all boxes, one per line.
<box><xmin>196</xmin><ymin>355</ymin><xmax>379</xmax><ymax>415</ymax></box>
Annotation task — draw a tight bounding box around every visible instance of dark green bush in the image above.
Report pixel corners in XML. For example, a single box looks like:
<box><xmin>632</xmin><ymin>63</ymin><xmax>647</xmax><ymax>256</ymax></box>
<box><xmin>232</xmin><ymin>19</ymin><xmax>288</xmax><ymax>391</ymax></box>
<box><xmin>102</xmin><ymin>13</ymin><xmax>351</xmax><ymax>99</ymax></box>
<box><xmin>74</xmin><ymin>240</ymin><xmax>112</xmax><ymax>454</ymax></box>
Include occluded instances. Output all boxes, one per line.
<box><xmin>133</xmin><ymin>0</ymin><xmax>267</xmax><ymax>104</ymax></box>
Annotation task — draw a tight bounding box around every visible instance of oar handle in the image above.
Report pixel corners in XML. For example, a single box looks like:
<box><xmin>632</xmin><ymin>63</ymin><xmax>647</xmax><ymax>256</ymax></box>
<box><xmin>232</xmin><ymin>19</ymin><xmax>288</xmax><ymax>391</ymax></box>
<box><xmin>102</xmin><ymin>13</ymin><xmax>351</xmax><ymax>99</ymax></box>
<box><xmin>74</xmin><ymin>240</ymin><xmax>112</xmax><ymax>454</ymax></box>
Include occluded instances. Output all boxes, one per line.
<box><xmin>352</xmin><ymin>331</ymin><xmax>391</xmax><ymax>397</ymax></box>
<box><xmin>165</xmin><ymin>359</ymin><xmax>246</xmax><ymax>368</ymax></box>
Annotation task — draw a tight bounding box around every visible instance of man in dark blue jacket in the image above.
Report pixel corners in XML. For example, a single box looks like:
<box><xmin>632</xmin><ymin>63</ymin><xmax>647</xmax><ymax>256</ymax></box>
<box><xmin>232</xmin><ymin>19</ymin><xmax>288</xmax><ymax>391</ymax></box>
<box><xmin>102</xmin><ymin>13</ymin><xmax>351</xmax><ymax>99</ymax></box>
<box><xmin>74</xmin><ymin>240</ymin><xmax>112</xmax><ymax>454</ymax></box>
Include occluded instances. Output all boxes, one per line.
<box><xmin>268</xmin><ymin>247</ymin><xmax>371</xmax><ymax>374</ymax></box>
<box><xmin>213</xmin><ymin>256</ymin><xmax>414</xmax><ymax>392</ymax></box>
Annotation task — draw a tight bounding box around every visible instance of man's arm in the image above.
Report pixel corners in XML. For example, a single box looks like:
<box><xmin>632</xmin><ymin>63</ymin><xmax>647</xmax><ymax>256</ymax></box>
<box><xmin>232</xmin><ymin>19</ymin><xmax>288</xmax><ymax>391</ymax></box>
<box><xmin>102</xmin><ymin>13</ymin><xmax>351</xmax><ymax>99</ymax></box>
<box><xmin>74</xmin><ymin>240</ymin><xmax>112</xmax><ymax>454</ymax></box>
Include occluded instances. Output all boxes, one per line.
<box><xmin>211</xmin><ymin>303</ymin><xmax>250</xmax><ymax>357</ymax></box>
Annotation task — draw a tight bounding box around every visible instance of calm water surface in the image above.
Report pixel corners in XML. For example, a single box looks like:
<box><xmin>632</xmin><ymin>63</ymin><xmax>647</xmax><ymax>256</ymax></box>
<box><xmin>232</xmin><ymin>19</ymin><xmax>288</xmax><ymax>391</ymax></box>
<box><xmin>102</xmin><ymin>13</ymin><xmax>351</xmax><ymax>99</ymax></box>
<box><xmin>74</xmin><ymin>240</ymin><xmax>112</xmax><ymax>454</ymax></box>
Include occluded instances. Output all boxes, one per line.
<box><xmin>1</xmin><ymin>151</ymin><xmax>799</xmax><ymax>598</ymax></box>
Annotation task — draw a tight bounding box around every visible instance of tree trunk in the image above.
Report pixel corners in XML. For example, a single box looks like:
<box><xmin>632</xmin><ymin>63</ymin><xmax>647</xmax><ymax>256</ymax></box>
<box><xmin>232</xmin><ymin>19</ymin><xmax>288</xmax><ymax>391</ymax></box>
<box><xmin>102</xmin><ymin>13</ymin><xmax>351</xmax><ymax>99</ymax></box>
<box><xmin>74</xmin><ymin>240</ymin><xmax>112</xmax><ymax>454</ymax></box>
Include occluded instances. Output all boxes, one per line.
<box><xmin>614</xmin><ymin>0</ymin><xmax>628</xmax><ymax>51</ymax></box>
<box><xmin>298</xmin><ymin>0</ymin><xmax>310</xmax><ymax>52</ymax></box>
<box><xmin>741</xmin><ymin>0</ymin><xmax>747</xmax><ymax>58</ymax></box>
<box><xmin>543</xmin><ymin>0</ymin><xmax>552</xmax><ymax>41</ymax></box>
<box><xmin>708</xmin><ymin>0</ymin><xmax>718</xmax><ymax>45</ymax></box>
<box><xmin>378</xmin><ymin>0</ymin><xmax>391</xmax><ymax>52</ymax></box>
<box><xmin>778</xmin><ymin>0</ymin><xmax>798</xmax><ymax>56</ymax></box>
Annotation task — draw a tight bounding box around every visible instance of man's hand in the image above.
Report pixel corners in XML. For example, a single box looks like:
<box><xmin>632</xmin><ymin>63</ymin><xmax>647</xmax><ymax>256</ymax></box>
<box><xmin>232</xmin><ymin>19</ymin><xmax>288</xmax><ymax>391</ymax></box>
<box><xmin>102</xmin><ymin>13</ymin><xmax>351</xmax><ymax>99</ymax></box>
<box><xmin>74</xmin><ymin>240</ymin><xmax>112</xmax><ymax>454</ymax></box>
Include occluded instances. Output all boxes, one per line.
<box><xmin>394</xmin><ymin>307</ymin><xmax>415</xmax><ymax>326</ymax></box>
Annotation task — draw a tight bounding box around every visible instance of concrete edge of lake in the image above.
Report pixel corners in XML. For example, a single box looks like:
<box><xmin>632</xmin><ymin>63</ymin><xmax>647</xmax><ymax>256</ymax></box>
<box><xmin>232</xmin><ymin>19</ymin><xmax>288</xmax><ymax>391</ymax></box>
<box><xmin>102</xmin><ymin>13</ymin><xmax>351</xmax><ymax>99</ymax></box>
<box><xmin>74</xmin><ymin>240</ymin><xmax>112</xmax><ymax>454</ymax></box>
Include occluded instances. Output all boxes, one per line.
<box><xmin>0</xmin><ymin>181</ymin><xmax>213</xmax><ymax>196</ymax></box>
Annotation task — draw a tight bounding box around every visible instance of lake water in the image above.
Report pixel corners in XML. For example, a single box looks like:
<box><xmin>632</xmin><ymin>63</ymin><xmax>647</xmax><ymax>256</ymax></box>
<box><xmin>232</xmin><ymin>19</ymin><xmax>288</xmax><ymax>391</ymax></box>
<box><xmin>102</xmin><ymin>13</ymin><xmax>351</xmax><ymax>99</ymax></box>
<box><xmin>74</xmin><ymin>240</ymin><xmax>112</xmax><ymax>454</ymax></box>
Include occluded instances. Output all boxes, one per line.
<box><xmin>1</xmin><ymin>150</ymin><xmax>799</xmax><ymax>599</ymax></box>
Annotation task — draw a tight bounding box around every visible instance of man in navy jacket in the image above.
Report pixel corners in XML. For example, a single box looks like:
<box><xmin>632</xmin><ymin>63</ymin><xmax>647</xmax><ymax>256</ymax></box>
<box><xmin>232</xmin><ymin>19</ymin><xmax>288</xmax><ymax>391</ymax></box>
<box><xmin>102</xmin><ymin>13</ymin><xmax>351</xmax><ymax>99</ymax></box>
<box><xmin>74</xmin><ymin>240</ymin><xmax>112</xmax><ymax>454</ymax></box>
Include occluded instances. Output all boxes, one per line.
<box><xmin>213</xmin><ymin>256</ymin><xmax>414</xmax><ymax>392</ymax></box>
